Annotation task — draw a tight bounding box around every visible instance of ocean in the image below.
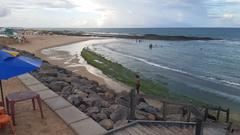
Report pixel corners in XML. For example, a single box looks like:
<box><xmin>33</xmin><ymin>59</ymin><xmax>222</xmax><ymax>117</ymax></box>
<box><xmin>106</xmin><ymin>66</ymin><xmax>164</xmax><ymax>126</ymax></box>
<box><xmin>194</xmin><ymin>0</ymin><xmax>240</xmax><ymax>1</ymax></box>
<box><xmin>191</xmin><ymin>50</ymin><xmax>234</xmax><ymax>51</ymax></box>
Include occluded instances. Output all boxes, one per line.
<box><xmin>43</xmin><ymin>28</ymin><xmax>240</xmax><ymax>111</ymax></box>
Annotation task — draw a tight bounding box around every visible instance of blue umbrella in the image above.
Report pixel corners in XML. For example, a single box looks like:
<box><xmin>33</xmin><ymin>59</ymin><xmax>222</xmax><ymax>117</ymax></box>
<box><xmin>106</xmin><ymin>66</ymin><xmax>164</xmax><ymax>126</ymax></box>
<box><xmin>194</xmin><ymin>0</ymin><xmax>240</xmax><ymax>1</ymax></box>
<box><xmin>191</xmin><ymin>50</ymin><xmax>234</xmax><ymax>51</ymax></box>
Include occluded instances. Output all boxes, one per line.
<box><xmin>0</xmin><ymin>49</ymin><xmax>42</xmax><ymax>107</ymax></box>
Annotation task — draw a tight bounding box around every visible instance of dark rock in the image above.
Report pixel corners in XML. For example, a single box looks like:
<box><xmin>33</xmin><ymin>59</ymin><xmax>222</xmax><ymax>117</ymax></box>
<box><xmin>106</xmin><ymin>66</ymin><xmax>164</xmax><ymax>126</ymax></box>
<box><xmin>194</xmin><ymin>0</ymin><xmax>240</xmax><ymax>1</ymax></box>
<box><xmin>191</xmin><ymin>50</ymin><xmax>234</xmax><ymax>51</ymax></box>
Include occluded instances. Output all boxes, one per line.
<box><xmin>78</xmin><ymin>104</ymin><xmax>87</xmax><ymax>111</ymax></box>
<box><xmin>76</xmin><ymin>91</ymin><xmax>88</xmax><ymax>98</ymax></box>
<box><xmin>115</xmin><ymin>95</ymin><xmax>129</xmax><ymax>107</ymax></box>
<box><xmin>101</xmin><ymin>108</ymin><xmax>112</xmax><ymax>117</ymax></box>
<box><xmin>86</xmin><ymin>107</ymin><xmax>100</xmax><ymax>115</ymax></box>
<box><xmin>49</xmin><ymin>81</ymin><xmax>69</xmax><ymax>92</ymax></box>
<box><xmin>99</xmin><ymin>119</ymin><xmax>113</xmax><ymax>130</ymax></box>
<box><xmin>92</xmin><ymin>112</ymin><xmax>107</xmax><ymax>122</ymax></box>
<box><xmin>93</xmin><ymin>100</ymin><xmax>110</xmax><ymax>108</ymax></box>
<box><xmin>62</xmin><ymin>86</ymin><xmax>73</xmax><ymax>98</ymax></box>
<box><xmin>137</xmin><ymin>102</ymin><xmax>160</xmax><ymax>114</ymax></box>
<box><xmin>67</xmin><ymin>94</ymin><xmax>82</xmax><ymax>106</ymax></box>
<box><xmin>110</xmin><ymin>105</ymin><xmax>128</xmax><ymax>122</ymax></box>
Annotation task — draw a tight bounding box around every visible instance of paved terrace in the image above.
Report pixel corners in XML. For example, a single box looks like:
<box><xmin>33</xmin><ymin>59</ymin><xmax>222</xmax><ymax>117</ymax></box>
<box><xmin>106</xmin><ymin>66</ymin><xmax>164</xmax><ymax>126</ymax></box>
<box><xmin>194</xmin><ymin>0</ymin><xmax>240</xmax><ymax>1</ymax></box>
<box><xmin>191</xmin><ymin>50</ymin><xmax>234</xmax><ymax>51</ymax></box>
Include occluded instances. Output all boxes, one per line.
<box><xmin>1</xmin><ymin>73</ymin><xmax>106</xmax><ymax>135</ymax></box>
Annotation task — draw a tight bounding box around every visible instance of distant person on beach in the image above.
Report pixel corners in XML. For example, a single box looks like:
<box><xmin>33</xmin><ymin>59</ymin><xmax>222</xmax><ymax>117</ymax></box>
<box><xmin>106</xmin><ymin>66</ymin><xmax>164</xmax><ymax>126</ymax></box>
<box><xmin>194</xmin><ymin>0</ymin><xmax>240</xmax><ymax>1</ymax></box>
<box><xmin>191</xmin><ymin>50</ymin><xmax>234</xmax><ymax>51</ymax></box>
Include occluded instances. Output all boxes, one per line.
<box><xmin>135</xmin><ymin>74</ymin><xmax>140</xmax><ymax>94</ymax></box>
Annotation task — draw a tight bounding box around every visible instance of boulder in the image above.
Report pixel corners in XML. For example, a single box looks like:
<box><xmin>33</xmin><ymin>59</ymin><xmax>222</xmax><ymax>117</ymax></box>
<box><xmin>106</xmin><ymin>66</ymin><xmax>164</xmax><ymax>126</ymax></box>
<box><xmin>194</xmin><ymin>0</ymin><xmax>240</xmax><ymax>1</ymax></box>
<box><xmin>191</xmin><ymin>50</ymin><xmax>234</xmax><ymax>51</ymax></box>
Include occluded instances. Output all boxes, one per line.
<box><xmin>62</xmin><ymin>86</ymin><xmax>73</xmax><ymax>98</ymax></box>
<box><xmin>115</xmin><ymin>95</ymin><xmax>129</xmax><ymax>107</ymax></box>
<box><xmin>92</xmin><ymin>112</ymin><xmax>107</xmax><ymax>122</ymax></box>
<box><xmin>67</xmin><ymin>94</ymin><xmax>82</xmax><ymax>106</ymax></box>
<box><xmin>76</xmin><ymin>91</ymin><xmax>88</xmax><ymax>98</ymax></box>
<box><xmin>147</xmin><ymin>114</ymin><xmax>156</xmax><ymax>120</ymax></box>
<box><xmin>137</xmin><ymin>102</ymin><xmax>160</xmax><ymax>114</ymax></box>
<box><xmin>104</xmin><ymin>91</ymin><xmax>115</xmax><ymax>100</ymax></box>
<box><xmin>93</xmin><ymin>100</ymin><xmax>110</xmax><ymax>108</ymax></box>
<box><xmin>49</xmin><ymin>81</ymin><xmax>69</xmax><ymax>92</ymax></box>
<box><xmin>110</xmin><ymin>105</ymin><xmax>128</xmax><ymax>122</ymax></box>
<box><xmin>99</xmin><ymin>119</ymin><xmax>113</xmax><ymax>130</ymax></box>
<box><xmin>78</xmin><ymin>104</ymin><xmax>87</xmax><ymax>111</ymax></box>
<box><xmin>86</xmin><ymin>107</ymin><xmax>100</xmax><ymax>115</ymax></box>
<box><xmin>101</xmin><ymin>108</ymin><xmax>112</xmax><ymax>117</ymax></box>
<box><xmin>91</xmin><ymin>86</ymin><xmax>105</xmax><ymax>93</ymax></box>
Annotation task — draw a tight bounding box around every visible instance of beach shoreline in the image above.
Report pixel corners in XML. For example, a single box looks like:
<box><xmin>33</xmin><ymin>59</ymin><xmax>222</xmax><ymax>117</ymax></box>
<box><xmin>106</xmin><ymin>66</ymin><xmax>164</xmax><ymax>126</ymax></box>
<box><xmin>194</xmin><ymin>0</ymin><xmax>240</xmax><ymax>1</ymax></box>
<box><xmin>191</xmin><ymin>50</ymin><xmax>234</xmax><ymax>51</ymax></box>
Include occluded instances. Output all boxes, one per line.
<box><xmin>3</xmin><ymin>34</ymin><xmax>240</xmax><ymax>125</ymax></box>
<box><xmin>4</xmin><ymin>35</ymin><xmax>131</xmax><ymax>93</ymax></box>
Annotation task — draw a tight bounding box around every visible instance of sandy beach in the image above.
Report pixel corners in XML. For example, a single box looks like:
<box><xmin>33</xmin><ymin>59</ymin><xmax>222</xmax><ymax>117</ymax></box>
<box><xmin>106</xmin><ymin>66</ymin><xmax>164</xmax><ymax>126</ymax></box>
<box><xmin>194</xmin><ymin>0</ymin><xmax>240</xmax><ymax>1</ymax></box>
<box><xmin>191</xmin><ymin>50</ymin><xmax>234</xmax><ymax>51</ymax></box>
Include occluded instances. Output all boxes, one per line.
<box><xmin>5</xmin><ymin>35</ymin><xmax>130</xmax><ymax>93</ymax></box>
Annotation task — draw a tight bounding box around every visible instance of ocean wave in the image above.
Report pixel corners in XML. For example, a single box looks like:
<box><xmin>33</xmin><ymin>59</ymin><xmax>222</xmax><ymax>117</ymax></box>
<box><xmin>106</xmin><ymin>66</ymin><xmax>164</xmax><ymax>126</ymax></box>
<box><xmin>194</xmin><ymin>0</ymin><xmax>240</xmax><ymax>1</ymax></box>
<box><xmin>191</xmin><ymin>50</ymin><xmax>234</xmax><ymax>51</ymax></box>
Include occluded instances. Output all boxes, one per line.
<box><xmin>198</xmin><ymin>86</ymin><xmax>240</xmax><ymax>103</ymax></box>
<box><xmin>100</xmin><ymin>44</ymin><xmax>240</xmax><ymax>87</ymax></box>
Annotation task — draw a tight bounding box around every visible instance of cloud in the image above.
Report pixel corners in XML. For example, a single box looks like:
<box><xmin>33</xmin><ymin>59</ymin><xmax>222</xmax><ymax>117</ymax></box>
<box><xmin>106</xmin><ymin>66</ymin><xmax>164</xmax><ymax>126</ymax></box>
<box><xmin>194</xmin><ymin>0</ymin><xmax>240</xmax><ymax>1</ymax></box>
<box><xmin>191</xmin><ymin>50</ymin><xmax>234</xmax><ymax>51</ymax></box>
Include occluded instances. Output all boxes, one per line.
<box><xmin>0</xmin><ymin>0</ymin><xmax>240</xmax><ymax>27</ymax></box>
<box><xmin>1</xmin><ymin>0</ymin><xmax>76</xmax><ymax>10</ymax></box>
<box><xmin>0</xmin><ymin>7</ymin><xmax>11</xmax><ymax>17</ymax></box>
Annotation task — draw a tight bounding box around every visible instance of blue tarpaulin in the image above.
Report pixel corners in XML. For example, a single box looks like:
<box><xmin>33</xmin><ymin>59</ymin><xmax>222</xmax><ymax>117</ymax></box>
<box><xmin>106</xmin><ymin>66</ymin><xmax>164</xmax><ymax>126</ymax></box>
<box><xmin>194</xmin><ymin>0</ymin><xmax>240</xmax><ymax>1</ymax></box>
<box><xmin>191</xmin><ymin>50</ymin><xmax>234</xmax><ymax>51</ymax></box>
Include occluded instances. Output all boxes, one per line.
<box><xmin>0</xmin><ymin>49</ymin><xmax>42</xmax><ymax>106</ymax></box>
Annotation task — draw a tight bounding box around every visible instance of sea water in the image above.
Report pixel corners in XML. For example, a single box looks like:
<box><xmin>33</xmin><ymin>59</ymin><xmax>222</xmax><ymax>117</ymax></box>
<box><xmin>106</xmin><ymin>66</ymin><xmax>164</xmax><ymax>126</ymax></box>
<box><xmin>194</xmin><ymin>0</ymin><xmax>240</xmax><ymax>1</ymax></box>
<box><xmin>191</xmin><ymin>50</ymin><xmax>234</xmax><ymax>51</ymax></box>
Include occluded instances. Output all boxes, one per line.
<box><xmin>43</xmin><ymin>28</ymin><xmax>240</xmax><ymax>111</ymax></box>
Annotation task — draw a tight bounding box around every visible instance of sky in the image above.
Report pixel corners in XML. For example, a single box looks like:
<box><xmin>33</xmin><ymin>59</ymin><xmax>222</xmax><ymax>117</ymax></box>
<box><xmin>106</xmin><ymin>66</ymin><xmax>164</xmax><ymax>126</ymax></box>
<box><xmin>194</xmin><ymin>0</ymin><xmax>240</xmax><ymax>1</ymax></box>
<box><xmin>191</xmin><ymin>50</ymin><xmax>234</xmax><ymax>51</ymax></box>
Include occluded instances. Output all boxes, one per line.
<box><xmin>0</xmin><ymin>0</ymin><xmax>240</xmax><ymax>28</ymax></box>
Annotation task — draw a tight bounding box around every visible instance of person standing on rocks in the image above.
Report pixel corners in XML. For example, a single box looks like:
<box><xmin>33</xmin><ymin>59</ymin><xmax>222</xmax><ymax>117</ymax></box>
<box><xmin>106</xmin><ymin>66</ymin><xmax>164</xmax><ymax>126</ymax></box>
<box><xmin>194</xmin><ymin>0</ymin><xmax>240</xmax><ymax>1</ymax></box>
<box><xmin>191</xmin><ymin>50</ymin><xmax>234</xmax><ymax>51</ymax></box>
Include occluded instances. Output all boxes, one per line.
<box><xmin>135</xmin><ymin>74</ymin><xmax>141</xmax><ymax>94</ymax></box>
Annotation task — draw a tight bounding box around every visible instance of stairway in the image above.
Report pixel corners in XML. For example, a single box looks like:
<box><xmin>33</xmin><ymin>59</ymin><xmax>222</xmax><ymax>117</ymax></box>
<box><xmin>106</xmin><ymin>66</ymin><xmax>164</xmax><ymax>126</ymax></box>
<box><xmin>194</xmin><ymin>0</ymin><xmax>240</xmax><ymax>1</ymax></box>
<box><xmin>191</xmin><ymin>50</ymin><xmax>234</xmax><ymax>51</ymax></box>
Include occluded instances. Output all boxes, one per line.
<box><xmin>108</xmin><ymin>123</ymin><xmax>195</xmax><ymax>135</ymax></box>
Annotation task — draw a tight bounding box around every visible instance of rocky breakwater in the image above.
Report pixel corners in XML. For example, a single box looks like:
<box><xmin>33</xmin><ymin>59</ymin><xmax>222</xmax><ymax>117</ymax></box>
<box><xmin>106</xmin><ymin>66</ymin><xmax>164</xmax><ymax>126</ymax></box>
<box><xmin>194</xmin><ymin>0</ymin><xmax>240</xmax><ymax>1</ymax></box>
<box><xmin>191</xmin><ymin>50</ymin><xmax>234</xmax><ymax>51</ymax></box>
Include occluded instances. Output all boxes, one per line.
<box><xmin>31</xmin><ymin>60</ymin><xmax>163</xmax><ymax>130</ymax></box>
<box><xmin>0</xmin><ymin>45</ymin><xmax>163</xmax><ymax>130</ymax></box>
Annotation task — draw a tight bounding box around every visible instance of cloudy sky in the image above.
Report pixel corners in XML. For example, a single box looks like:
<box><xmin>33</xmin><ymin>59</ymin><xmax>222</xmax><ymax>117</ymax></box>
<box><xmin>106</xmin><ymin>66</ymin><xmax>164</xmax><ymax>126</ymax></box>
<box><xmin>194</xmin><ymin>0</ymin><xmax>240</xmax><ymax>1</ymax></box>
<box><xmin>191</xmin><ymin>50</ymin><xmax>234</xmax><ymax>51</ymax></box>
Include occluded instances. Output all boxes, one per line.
<box><xmin>0</xmin><ymin>0</ymin><xmax>240</xmax><ymax>28</ymax></box>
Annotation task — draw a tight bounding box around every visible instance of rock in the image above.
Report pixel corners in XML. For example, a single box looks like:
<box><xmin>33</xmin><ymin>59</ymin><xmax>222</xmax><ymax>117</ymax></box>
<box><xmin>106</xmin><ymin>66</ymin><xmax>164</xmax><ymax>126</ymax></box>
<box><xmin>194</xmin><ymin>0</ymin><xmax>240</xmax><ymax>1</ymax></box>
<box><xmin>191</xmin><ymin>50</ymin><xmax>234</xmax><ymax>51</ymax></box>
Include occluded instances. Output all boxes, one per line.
<box><xmin>101</xmin><ymin>108</ymin><xmax>112</xmax><ymax>117</ymax></box>
<box><xmin>93</xmin><ymin>100</ymin><xmax>110</xmax><ymax>108</ymax></box>
<box><xmin>135</xmin><ymin>113</ymin><xmax>147</xmax><ymax>120</ymax></box>
<box><xmin>70</xmin><ymin>77</ymin><xmax>82</xmax><ymax>84</ymax></box>
<box><xmin>99</xmin><ymin>119</ymin><xmax>113</xmax><ymax>130</ymax></box>
<box><xmin>49</xmin><ymin>81</ymin><xmax>69</xmax><ymax>92</ymax></box>
<box><xmin>57</xmin><ymin>73</ymin><xmax>68</xmax><ymax>78</ymax></box>
<box><xmin>137</xmin><ymin>102</ymin><xmax>160</xmax><ymax>114</ymax></box>
<box><xmin>92</xmin><ymin>112</ymin><xmax>107</xmax><ymax>122</ymax></box>
<box><xmin>67</xmin><ymin>94</ymin><xmax>82</xmax><ymax>106</ymax></box>
<box><xmin>115</xmin><ymin>95</ymin><xmax>129</xmax><ymax>107</ymax></box>
<box><xmin>147</xmin><ymin>114</ymin><xmax>156</xmax><ymax>120</ymax></box>
<box><xmin>82</xmin><ymin>94</ymin><xmax>101</xmax><ymax>106</ymax></box>
<box><xmin>78</xmin><ymin>104</ymin><xmax>87</xmax><ymax>111</ymax></box>
<box><xmin>110</xmin><ymin>105</ymin><xmax>128</xmax><ymax>122</ymax></box>
<box><xmin>91</xmin><ymin>86</ymin><xmax>105</xmax><ymax>93</ymax></box>
<box><xmin>104</xmin><ymin>91</ymin><xmax>115</xmax><ymax>100</ymax></box>
<box><xmin>39</xmin><ymin>76</ymin><xmax>56</xmax><ymax>83</ymax></box>
<box><xmin>62</xmin><ymin>86</ymin><xmax>73</xmax><ymax>98</ymax></box>
<box><xmin>86</xmin><ymin>107</ymin><xmax>99</xmax><ymax>115</ymax></box>
<box><xmin>76</xmin><ymin>91</ymin><xmax>88</xmax><ymax>98</ymax></box>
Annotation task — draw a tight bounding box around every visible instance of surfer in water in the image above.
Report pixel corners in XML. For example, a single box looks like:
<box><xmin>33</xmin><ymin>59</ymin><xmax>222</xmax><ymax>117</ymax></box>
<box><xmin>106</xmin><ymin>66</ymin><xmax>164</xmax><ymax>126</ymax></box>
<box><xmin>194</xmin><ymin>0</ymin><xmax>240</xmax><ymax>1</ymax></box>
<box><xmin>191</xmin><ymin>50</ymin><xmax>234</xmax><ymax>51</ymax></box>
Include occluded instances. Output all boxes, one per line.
<box><xmin>149</xmin><ymin>44</ymin><xmax>153</xmax><ymax>49</ymax></box>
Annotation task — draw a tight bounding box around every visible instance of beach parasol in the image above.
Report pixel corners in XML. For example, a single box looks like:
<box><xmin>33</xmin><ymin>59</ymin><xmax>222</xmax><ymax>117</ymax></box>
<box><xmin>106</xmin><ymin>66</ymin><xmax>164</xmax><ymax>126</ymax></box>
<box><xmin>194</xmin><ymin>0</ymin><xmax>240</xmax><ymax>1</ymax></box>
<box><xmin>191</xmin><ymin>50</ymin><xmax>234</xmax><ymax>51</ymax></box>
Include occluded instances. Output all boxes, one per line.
<box><xmin>0</xmin><ymin>49</ymin><xmax>42</xmax><ymax>107</ymax></box>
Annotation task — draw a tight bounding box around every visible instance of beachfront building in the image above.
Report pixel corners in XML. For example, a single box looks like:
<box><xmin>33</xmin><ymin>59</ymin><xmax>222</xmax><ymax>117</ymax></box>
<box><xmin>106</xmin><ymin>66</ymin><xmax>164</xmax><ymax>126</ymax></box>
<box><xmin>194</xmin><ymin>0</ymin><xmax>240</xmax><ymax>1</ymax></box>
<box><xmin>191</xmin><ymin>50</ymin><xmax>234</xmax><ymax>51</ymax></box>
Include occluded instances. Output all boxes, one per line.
<box><xmin>0</xmin><ymin>28</ymin><xmax>26</xmax><ymax>44</ymax></box>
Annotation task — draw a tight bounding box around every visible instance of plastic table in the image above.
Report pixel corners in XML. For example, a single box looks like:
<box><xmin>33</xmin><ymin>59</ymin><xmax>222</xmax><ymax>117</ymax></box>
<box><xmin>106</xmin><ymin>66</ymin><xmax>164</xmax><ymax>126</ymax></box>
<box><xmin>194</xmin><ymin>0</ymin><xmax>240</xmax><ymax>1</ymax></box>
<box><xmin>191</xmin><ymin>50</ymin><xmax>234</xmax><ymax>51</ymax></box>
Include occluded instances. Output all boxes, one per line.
<box><xmin>5</xmin><ymin>91</ymin><xmax>44</xmax><ymax>125</ymax></box>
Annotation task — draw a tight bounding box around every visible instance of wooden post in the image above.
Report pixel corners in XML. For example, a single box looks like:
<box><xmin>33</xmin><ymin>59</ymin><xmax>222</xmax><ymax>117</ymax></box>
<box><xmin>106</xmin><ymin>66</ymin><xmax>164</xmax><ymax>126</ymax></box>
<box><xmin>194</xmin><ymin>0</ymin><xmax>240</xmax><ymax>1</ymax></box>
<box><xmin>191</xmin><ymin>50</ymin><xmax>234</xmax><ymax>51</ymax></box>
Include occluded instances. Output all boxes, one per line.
<box><xmin>187</xmin><ymin>105</ymin><xmax>191</xmax><ymax>122</ymax></box>
<box><xmin>216</xmin><ymin>106</ymin><xmax>221</xmax><ymax>121</ymax></box>
<box><xmin>195</xmin><ymin>119</ymin><xmax>203</xmax><ymax>135</ymax></box>
<box><xmin>129</xmin><ymin>89</ymin><xmax>136</xmax><ymax>120</ymax></box>
<box><xmin>226</xmin><ymin>122</ymin><xmax>232</xmax><ymax>135</ymax></box>
<box><xmin>226</xmin><ymin>108</ymin><xmax>230</xmax><ymax>123</ymax></box>
<box><xmin>162</xmin><ymin>101</ymin><xmax>166</xmax><ymax>120</ymax></box>
<box><xmin>204</xmin><ymin>108</ymin><xmax>208</xmax><ymax>121</ymax></box>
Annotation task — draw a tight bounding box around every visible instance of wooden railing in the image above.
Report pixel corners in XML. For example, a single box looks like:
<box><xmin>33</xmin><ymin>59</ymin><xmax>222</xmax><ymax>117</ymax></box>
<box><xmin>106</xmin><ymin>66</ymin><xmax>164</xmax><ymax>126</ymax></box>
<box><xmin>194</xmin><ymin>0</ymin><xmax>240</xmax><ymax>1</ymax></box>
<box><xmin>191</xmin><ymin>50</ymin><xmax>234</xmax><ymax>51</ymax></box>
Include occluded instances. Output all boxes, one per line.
<box><xmin>128</xmin><ymin>89</ymin><xmax>232</xmax><ymax>135</ymax></box>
